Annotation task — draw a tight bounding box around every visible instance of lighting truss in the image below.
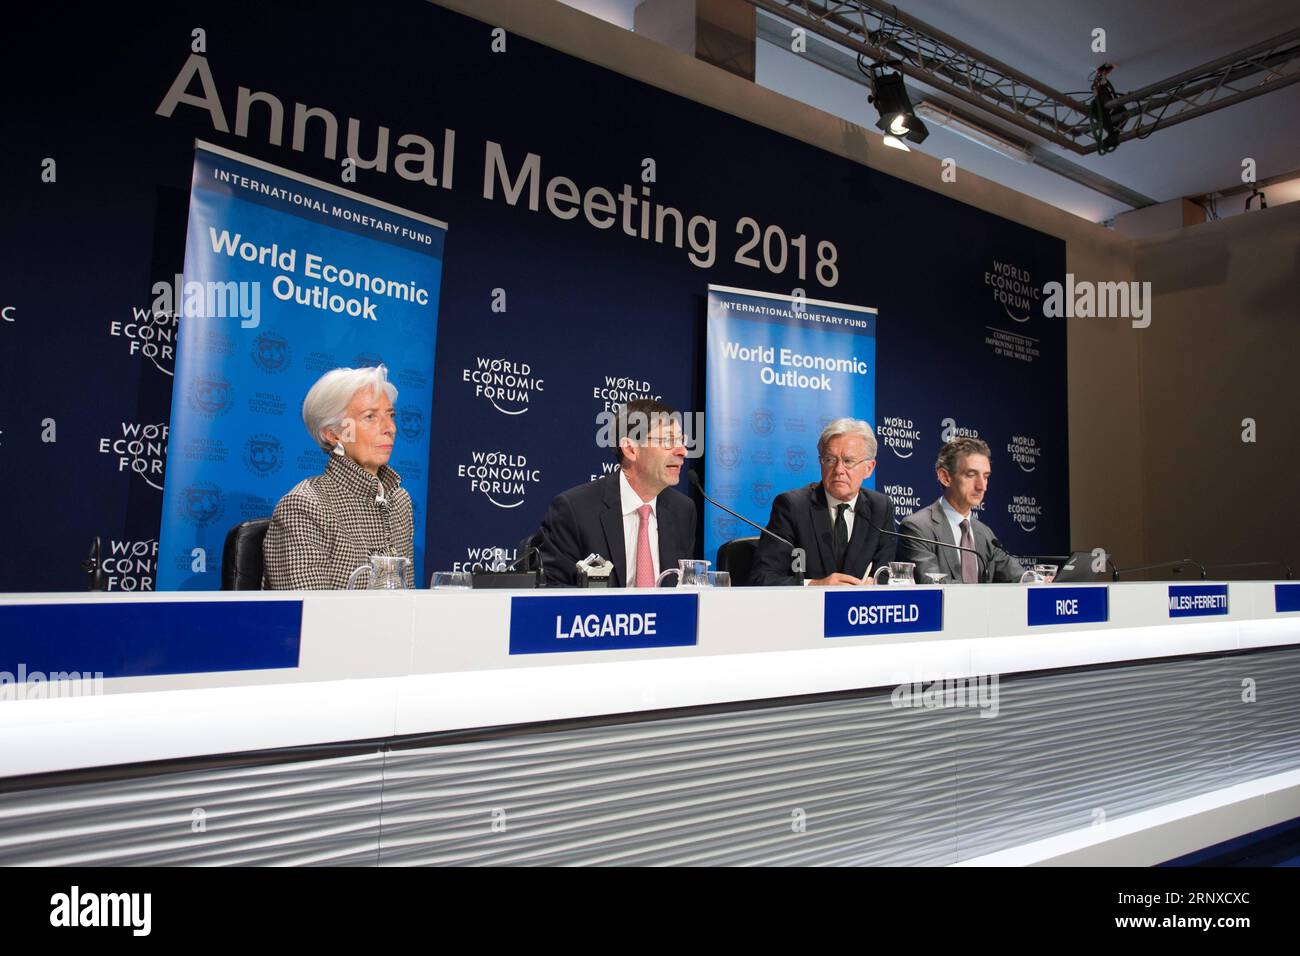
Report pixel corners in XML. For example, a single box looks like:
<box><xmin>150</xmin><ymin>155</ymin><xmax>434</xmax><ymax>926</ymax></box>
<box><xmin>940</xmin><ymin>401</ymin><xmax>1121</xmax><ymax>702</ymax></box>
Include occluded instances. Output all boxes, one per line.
<box><xmin>744</xmin><ymin>0</ymin><xmax>1300</xmax><ymax>155</ymax></box>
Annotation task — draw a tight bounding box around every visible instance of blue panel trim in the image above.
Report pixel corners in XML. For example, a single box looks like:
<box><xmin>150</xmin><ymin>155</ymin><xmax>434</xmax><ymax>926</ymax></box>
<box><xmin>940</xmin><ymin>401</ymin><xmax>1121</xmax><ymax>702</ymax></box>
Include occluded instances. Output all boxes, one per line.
<box><xmin>824</xmin><ymin>588</ymin><xmax>943</xmax><ymax>638</ymax></box>
<box><xmin>1027</xmin><ymin>586</ymin><xmax>1108</xmax><ymax>626</ymax></box>
<box><xmin>1168</xmin><ymin>584</ymin><xmax>1229</xmax><ymax>618</ymax></box>
<box><xmin>0</xmin><ymin>601</ymin><xmax>302</xmax><ymax>679</ymax></box>
<box><xmin>1276</xmin><ymin>583</ymin><xmax>1300</xmax><ymax>613</ymax></box>
<box><xmin>510</xmin><ymin>594</ymin><xmax>698</xmax><ymax>655</ymax></box>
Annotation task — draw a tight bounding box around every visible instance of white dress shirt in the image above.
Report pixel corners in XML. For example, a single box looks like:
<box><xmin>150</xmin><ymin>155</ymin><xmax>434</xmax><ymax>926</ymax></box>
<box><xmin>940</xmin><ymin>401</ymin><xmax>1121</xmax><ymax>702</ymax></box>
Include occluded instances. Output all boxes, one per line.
<box><xmin>939</xmin><ymin>496</ymin><xmax>974</xmax><ymax>547</ymax></box>
<box><xmin>620</xmin><ymin>470</ymin><xmax>659</xmax><ymax>584</ymax></box>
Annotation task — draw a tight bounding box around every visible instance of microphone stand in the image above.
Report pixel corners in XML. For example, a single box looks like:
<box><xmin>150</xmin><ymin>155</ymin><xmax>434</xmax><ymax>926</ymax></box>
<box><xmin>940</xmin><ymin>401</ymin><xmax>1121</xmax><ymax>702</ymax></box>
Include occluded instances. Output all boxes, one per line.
<box><xmin>81</xmin><ymin>536</ymin><xmax>107</xmax><ymax>592</ymax></box>
<box><xmin>1110</xmin><ymin>557</ymin><xmax>1207</xmax><ymax>582</ymax></box>
<box><xmin>872</xmin><ymin>523</ymin><xmax>988</xmax><ymax>583</ymax></box>
<box><xmin>1201</xmin><ymin>560</ymin><xmax>1294</xmax><ymax>581</ymax></box>
<box><xmin>688</xmin><ymin>471</ymin><xmax>803</xmax><ymax>584</ymax></box>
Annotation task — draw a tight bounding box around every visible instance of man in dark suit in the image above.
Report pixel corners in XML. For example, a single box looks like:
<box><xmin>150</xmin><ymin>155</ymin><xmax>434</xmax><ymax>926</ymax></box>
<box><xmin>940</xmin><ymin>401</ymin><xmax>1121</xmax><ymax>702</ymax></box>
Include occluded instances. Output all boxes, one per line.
<box><xmin>898</xmin><ymin>437</ymin><xmax>1024</xmax><ymax>583</ymax></box>
<box><xmin>750</xmin><ymin>418</ymin><xmax>896</xmax><ymax>586</ymax></box>
<box><xmin>537</xmin><ymin>399</ymin><xmax>698</xmax><ymax>587</ymax></box>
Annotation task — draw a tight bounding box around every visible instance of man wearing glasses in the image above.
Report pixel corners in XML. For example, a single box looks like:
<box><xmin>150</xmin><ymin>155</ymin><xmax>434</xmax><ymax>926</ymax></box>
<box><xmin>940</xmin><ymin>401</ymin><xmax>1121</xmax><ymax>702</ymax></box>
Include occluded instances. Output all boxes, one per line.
<box><xmin>750</xmin><ymin>418</ymin><xmax>896</xmax><ymax>586</ymax></box>
<box><xmin>536</xmin><ymin>398</ymin><xmax>698</xmax><ymax>587</ymax></box>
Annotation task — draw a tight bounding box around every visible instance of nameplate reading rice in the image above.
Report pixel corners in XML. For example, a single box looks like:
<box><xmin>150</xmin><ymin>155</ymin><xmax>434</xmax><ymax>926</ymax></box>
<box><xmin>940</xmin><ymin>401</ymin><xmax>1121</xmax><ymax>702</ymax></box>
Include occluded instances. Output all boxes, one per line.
<box><xmin>1028</xmin><ymin>586</ymin><xmax>1108</xmax><ymax>626</ymax></box>
<box><xmin>509</xmin><ymin>594</ymin><xmax>699</xmax><ymax>655</ymax></box>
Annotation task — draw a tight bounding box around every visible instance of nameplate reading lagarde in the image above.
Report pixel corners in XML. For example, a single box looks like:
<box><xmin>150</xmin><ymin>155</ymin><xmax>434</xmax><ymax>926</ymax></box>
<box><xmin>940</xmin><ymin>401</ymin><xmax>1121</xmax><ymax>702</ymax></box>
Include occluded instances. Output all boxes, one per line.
<box><xmin>509</xmin><ymin>593</ymin><xmax>699</xmax><ymax>655</ymax></box>
<box><xmin>824</xmin><ymin>589</ymin><xmax>943</xmax><ymax>638</ymax></box>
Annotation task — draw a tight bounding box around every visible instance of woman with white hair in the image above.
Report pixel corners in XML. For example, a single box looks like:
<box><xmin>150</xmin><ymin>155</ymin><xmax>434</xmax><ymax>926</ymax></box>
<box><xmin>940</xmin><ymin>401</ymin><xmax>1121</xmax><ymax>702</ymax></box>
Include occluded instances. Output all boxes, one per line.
<box><xmin>262</xmin><ymin>365</ymin><xmax>415</xmax><ymax>589</ymax></box>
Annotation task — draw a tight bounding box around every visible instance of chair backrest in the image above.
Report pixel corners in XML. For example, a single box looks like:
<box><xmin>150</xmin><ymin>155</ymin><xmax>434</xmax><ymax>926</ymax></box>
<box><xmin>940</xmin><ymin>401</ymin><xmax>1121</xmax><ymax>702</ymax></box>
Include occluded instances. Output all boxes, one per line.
<box><xmin>222</xmin><ymin>518</ymin><xmax>272</xmax><ymax>590</ymax></box>
<box><xmin>517</xmin><ymin>530</ymin><xmax>545</xmax><ymax>572</ymax></box>
<box><xmin>716</xmin><ymin>536</ymin><xmax>760</xmax><ymax>587</ymax></box>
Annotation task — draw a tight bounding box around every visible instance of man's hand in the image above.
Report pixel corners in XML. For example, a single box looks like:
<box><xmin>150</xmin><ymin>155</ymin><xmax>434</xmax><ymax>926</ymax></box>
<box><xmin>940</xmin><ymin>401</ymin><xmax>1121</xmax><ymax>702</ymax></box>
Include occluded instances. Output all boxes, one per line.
<box><xmin>811</xmin><ymin>572</ymin><xmax>867</xmax><ymax>586</ymax></box>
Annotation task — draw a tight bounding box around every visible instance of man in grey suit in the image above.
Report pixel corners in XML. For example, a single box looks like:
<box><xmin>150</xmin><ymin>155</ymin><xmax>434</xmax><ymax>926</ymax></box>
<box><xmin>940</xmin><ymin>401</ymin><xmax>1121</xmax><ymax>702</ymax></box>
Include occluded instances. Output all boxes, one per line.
<box><xmin>898</xmin><ymin>437</ymin><xmax>1024</xmax><ymax>583</ymax></box>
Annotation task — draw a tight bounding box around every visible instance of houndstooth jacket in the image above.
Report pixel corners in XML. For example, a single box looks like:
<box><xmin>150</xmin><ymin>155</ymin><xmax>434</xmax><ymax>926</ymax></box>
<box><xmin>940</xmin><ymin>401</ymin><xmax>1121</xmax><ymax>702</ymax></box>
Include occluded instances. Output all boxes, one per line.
<box><xmin>262</xmin><ymin>453</ymin><xmax>415</xmax><ymax>589</ymax></box>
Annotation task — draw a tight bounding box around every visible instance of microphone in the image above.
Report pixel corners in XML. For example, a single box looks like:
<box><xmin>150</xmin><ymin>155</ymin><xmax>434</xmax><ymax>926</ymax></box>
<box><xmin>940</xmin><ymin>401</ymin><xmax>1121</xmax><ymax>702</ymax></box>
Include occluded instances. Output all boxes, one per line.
<box><xmin>871</xmin><ymin>523</ymin><xmax>989</xmax><ymax>583</ymax></box>
<box><xmin>81</xmin><ymin>536</ymin><xmax>107</xmax><ymax>592</ymax></box>
<box><xmin>688</xmin><ymin>470</ymin><xmax>803</xmax><ymax>584</ymax></box>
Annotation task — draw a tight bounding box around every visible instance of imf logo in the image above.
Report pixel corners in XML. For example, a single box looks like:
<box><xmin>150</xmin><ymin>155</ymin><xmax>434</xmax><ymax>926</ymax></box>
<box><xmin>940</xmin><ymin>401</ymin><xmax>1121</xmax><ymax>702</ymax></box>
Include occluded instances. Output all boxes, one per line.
<box><xmin>750</xmin><ymin>481</ymin><xmax>773</xmax><ymax>508</ymax></box>
<box><xmin>785</xmin><ymin>447</ymin><xmax>807</xmax><ymax>472</ymax></box>
<box><xmin>398</xmin><ymin>406</ymin><xmax>423</xmax><ymax>440</ymax></box>
<box><xmin>751</xmin><ymin>408</ymin><xmax>775</xmax><ymax>435</ymax></box>
<box><xmin>251</xmin><ymin>332</ymin><xmax>291</xmax><ymax>373</ymax></box>
<box><xmin>243</xmin><ymin>433</ymin><xmax>283</xmax><ymax>476</ymax></box>
<box><xmin>179</xmin><ymin>481</ymin><xmax>225</xmax><ymax>527</ymax></box>
<box><xmin>715</xmin><ymin>516</ymin><xmax>742</xmax><ymax>540</ymax></box>
<box><xmin>191</xmin><ymin>376</ymin><xmax>232</xmax><ymax>418</ymax></box>
<box><xmin>718</xmin><ymin>443</ymin><xmax>741</xmax><ymax>469</ymax></box>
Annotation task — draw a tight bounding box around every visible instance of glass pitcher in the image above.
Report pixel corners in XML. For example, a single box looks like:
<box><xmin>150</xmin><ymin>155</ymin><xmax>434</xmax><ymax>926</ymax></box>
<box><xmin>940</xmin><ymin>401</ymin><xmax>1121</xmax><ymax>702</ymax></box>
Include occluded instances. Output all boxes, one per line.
<box><xmin>873</xmin><ymin>561</ymin><xmax>917</xmax><ymax>586</ymax></box>
<box><xmin>655</xmin><ymin>558</ymin><xmax>713</xmax><ymax>587</ymax></box>
<box><xmin>347</xmin><ymin>554</ymin><xmax>411</xmax><ymax>590</ymax></box>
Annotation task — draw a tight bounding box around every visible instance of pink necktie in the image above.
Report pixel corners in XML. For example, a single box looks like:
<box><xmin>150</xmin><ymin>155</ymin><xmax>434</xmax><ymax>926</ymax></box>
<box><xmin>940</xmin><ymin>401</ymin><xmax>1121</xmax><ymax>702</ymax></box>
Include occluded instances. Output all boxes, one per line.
<box><xmin>635</xmin><ymin>504</ymin><xmax>655</xmax><ymax>587</ymax></box>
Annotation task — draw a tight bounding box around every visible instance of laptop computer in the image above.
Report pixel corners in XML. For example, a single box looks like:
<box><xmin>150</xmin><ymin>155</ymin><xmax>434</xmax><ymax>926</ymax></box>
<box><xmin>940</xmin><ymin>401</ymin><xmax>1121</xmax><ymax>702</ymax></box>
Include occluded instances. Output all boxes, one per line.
<box><xmin>1052</xmin><ymin>551</ymin><xmax>1106</xmax><ymax>583</ymax></box>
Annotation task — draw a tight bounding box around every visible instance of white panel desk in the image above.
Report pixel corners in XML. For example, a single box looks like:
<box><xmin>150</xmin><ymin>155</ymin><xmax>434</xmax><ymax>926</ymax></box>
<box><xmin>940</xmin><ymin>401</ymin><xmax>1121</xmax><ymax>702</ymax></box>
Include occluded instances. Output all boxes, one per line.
<box><xmin>1</xmin><ymin>582</ymin><xmax>1298</xmax><ymax>866</ymax></box>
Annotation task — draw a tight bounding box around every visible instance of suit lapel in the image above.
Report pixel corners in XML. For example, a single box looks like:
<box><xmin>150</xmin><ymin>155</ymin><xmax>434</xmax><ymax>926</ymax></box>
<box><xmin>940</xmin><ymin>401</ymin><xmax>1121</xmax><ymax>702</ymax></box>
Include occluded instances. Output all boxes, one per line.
<box><xmin>600</xmin><ymin>475</ymin><xmax>629</xmax><ymax>587</ymax></box>
<box><xmin>930</xmin><ymin>502</ymin><xmax>962</xmax><ymax>580</ymax></box>
<box><xmin>809</xmin><ymin>484</ymin><xmax>837</xmax><ymax>575</ymax></box>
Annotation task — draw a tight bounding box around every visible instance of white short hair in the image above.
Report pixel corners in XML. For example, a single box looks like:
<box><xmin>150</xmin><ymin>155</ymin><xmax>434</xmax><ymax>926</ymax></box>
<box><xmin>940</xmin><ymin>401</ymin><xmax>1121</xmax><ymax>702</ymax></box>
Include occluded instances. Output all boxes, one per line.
<box><xmin>302</xmin><ymin>365</ymin><xmax>398</xmax><ymax>452</ymax></box>
<box><xmin>817</xmin><ymin>417</ymin><xmax>878</xmax><ymax>460</ymax></box>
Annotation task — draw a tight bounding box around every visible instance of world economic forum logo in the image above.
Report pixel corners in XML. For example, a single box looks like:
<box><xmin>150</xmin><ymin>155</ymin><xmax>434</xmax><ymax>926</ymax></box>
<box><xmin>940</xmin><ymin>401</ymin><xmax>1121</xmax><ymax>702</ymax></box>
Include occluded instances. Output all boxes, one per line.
<box><xmin>353</xmin><ymin>351</ymin><xmax>383</xmax><ymax>369</ymax></box>
<box><xmin>751</xmin><ymin>408</ymin><xmax>775</xmax><ymax>435</ymax></box>
<box><xmin>1007</xmin><ymin>435</ymin><xmax>1041</xmax><ymax>473</ymax></box>
<box><xmin>398</xmin><ymin>406</ymin><xmax>423</xmax><ymax>440</ymax></box>
<box><xmin>178</xmin><ymin>481</ymin><xmax>225</xmax><ymax>527</ymax></box>
<box><xmin>465</xmin><ymin>356</ymin><xmax>544</xmax><ymax>415</ymax></box>
<box><xmin>457</xmin><ymin>450</ymin><xmax>541</xmax><ymax>509</ymax></box>
<box><xmin>1009</xmin><ymin>495</ymin><xmax>1041</xmax><ymax>533</ymax></box>
<box><xmin>251</xmin><ymin>332</ymin><xmax>292</xmax><ymax>373</ymax></box>
<box><xmin>190</xmin><ymin>376</ymin><xmax>233</xmax><ymax>419</ymax></box>
<box><xmin>243</xmin><ymin>434</ymin><xmax>283</xmax><ymax>477</ymax></box>
<box><xmin>986</xmin><ymin>259</ymin><xmax>1040</xmax><ymax>323</ymax></box>
<box><xmin>878</xmin><ymin>415</ymin><xmax>921</xmax><ymax>459</ymax></box>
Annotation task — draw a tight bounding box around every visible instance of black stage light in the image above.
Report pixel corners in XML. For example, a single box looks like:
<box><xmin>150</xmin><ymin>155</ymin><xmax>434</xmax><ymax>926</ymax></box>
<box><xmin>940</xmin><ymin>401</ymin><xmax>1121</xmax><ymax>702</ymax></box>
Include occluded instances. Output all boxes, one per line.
<box><xmin>864</xmin><ymin>62</ymin><xmax>929</xmax><ymax>150</ymax></box>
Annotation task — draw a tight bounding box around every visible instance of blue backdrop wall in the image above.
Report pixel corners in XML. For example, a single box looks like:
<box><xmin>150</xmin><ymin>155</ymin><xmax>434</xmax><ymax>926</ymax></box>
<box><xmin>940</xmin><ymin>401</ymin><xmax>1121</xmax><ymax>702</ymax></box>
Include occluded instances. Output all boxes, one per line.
<box><xmin>0</xmin><ymin>0</ymin><xmax>1067</xmax><ymax>591</ymax></box>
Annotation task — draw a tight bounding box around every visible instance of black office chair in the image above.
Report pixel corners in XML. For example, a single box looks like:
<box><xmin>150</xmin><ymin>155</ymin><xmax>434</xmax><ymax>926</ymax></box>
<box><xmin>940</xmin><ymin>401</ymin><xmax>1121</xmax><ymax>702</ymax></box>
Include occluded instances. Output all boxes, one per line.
<box><xmin>221</xmin><ymin>518</ymin><xmax>272</xmax><ymax>590</ymax></box>
<box><xmin>716</xmin><ymin>536</ymin><xmax>760</xmax><ymax>587</ymax></box>
<box><xmin>516</xmin><ymin>530</ymin><xmax>545</xmax><ymax>576</ymax></box>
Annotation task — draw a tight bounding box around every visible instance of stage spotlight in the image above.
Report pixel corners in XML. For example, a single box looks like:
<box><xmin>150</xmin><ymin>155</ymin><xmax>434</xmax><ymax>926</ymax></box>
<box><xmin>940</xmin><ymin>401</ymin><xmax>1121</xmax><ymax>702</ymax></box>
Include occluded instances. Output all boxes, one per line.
<box><xmin>863</xmin><ymin>61</ymin><xmax>929</xmax><ymax>146</ymax></box>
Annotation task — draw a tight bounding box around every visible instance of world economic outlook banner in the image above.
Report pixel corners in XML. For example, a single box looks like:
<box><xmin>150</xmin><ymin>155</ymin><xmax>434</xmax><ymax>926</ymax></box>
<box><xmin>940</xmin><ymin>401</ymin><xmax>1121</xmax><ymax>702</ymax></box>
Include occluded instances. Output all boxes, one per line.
<box><xmin>158</xmin><ymin>142</ymin><xmax>447</xmax><ymax>589</ymax></box>
<box><xmin>704</xmin><ymin>285</ymin><xmax>877</xmax><ymax>565</ymax></box>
